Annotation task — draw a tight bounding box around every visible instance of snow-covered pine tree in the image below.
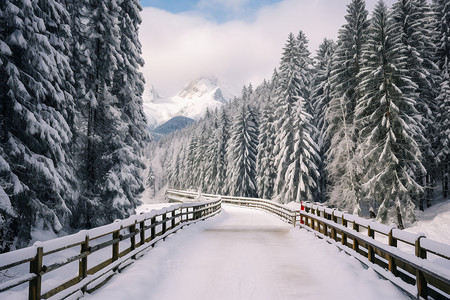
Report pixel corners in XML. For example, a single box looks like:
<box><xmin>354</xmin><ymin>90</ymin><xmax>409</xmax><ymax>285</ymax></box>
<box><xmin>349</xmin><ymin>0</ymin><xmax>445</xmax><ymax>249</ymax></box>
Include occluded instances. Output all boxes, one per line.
<box><xmin>325</xmin><ymin>0</ymin><xmax>369</xmax><ymax>213</ymax></box>
<box><xmin>392</xmin><ymin>0</ymin><xmax>439</xmax><ymax>209</ymax></box>
<box><xmin>0</xmin><ymin>0</ymin><xmax>75</xmax><ymax>250</ymax></box>
<box><xmin>256</xmin><ymin>99</ymin><xmax>277</xmax><ymax>199</ymax></box>
<box><xmin>214</xmin><ymin>108</ymin><xmax>231</xmax><ymax>194</ymax></box>
<box><xmin>203</xmin><ymin>113</ymin><xmax>220</xmax><ymax>193</ymax></box>
<box><xmin>72</xmin><ymin>0</ymin><xmax>143</xmax><ymax>228</ymax></box>
<box><xmin>356</xmin><ymin>1</ymin><xmax>425</xmax><ymax>228</ymax></box>
<box><xmin>98</xmin><ymin>0</ymin><xmax>149</xmax><ymax>222</ymax></box>
<box><xmin>227</xmin><ymin>105</ymin><xmax>259</xmax><ymax>198</ymax></box>
<box><xmin>295</xmin><ymin>31</ymin><xmax>314</xmax><ymax>116</ymax></box>
<box><xmin>274</xmin><ymin>31</ymin><xmax>316</xmax><ymax>203</ymax></box>
<box><xmin>285</xmin><ymin>98</ymin><xmax>320</xmax><ymax>203</ymax></box>
<box><xmin>311</xmin><ymin>39</ymin><xmax>336</xmax><ymax>202</ymax></box>
<box><xmin>433</xmin><ymin>0</ymin><xmax>450</xmax><ymax>199</ymax></box>
<box><xmin>273</xmin><ymin>33</ymin><xmax>303</xmax><ymax>201</ymax></box>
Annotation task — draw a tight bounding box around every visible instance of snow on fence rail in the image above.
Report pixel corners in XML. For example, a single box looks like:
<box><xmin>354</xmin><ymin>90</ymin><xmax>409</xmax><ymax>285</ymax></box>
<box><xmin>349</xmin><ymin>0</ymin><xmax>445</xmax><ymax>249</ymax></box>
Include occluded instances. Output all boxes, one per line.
<box><xmin>166</xmin><ymin>189</ymin><xmax>450</xmax><ymax>300</ymax></box>
<box><xmin>0</xmin><ymin>198</ymin><xmax>221</xmax><ymax>300</ymax></box>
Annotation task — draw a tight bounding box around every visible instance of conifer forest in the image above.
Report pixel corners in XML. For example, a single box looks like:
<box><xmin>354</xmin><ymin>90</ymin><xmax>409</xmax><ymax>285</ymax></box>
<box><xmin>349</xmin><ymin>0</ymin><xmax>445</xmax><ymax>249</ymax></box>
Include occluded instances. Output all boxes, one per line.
<box><xmin>1</xmin><ymin>0</ymin><xmax>449</xmax><ymax>252</ymax></box>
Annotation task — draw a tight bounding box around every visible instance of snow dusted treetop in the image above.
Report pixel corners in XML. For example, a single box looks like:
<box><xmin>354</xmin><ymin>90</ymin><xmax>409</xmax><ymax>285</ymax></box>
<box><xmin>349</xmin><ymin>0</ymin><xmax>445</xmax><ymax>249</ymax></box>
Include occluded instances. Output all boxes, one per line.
<box><xmin>356</xmin><ymin>0</ymin><xmax>425</xmax><ymax>228</ymax></box>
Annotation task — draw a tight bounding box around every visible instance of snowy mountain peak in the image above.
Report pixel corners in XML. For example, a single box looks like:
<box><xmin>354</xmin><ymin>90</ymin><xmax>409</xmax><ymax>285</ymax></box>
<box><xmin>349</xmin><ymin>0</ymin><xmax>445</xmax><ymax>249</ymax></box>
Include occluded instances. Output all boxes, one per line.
<box><xmin>143</xmin><ymin>76</ymin><xmax>233</xmax><ymax>129</ymax></box>
<box><xmin>176</xmin><ymin>76</ymin><xmax>226</xmax><ymax>103</ymax></box>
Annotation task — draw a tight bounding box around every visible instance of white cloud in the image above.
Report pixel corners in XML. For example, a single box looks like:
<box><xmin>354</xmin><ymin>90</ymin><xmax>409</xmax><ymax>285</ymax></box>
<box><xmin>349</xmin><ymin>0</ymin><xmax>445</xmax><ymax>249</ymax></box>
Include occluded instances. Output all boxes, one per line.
<box><xmin>197</xmin><ymin>0</ymin><xmax>251</xmax><ymax>12</ymax></box>
<box><xmin>139</xmin><ymin>0</ymin><xmax>397</xmax><ymax>97</ymax></box>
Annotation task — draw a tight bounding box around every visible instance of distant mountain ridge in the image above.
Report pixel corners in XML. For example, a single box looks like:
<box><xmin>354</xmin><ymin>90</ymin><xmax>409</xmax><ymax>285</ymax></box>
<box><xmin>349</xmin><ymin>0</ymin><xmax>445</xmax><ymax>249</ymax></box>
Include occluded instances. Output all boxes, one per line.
<box><xmin>153</xmin><ymin>116</ymin><xmax>195</xmax><ymax>139</ymax></box>
<box><xmin>143</xmin><ymin>76</ymin><xmax>233</xmax><ymax>130</ymax></box>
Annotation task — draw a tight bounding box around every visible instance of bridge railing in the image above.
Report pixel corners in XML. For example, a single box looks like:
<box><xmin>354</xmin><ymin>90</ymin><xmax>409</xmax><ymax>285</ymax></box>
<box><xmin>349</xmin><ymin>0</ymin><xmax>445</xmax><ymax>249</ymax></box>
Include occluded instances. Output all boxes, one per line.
<box><xmin>166</xmin><ymin>189</ymin><xmax>297</xmax><ymax>225</ymax></box>
<box><xmin>0</xmin><ymin>198</ymin><xmax>221</xmax><ymax>300</ymax></box>
<box><xmin>167</xmin><ymin>189</ymin><xmax>450</xmax><ymax>300</ymax></box>
<box><xmin>299</xmin><ymin>203</ymin><xmax>450</xmax><ymax>299</ymax></box>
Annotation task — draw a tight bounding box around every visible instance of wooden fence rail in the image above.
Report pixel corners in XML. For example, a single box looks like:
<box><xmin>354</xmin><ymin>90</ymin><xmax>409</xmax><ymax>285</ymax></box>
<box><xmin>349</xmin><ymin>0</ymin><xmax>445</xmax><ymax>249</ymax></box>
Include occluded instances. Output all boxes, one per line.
<box><xmin>166</xmin><ymin>189</ymin><xmax>450</xmax><ymax>300</ymax></box>
<box><xmin>0</xmin><ymin>198</ymin><xmax>221</xmax><ymax>300</ymax></box>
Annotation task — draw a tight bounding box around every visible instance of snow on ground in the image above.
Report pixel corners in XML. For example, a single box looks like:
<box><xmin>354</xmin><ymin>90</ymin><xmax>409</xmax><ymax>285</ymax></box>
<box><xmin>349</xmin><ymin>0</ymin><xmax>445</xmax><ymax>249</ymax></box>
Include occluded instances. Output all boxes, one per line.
<box><xmin>405</xmin><ymin>200</ymin><xmax>450</xmax><ymax>245</ymax></box>
<box><xmin>85</xmin><ymin>205</ymin><xmax>407</xmax><ymax>300</ymax></box>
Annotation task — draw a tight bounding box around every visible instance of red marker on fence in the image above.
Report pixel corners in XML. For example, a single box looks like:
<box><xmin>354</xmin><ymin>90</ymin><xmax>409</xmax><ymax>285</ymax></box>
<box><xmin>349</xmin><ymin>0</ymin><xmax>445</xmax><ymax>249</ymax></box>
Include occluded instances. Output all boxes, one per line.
<box><xmin>300</xmin><ymin>201</ymin><xmax>304</xmax><ymax>224</ymax></box>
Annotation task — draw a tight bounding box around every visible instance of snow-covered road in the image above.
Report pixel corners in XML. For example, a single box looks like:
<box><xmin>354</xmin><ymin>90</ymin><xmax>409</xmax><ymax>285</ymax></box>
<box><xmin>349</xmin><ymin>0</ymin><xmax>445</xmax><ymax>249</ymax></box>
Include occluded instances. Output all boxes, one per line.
<box><xmin>86</xmin><ymin>205</ymin><xmax>408</xmax><ymax>300</ymax></box>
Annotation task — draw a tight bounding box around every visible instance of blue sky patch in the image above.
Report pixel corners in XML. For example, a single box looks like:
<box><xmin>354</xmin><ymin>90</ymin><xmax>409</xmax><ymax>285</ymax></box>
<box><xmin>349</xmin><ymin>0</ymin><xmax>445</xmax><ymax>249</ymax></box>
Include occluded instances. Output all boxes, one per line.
<box><xmin>140</xmin><ymin>0</ymin><xmax>283</xmax><ymax>23</ymax></box>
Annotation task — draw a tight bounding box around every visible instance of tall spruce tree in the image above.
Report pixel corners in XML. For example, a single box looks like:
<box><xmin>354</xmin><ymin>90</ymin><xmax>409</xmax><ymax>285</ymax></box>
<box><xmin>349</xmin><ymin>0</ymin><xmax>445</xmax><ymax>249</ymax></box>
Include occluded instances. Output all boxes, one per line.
<box><xmin>356</xmin><ymin>1</ymin><xmax>425</xmax><ymax>228</ymax></box>
<box><xmin>433</xmin><ymin>0</ymin><xmax>450</xmax><ymax>199</ymax></box>
<box><xmin>256</xmin><ymin>99</ymin><xmax>276</xmax><ymax>199</ymax></box>
<box><xmin>284</xmin><ymin>99</ymin><xmax>320</xmax><ymax>203</ymax></box>
<box><xmin>0</xmin><ymin>0</ymin><xmax>75</xmax><ymax>250</ymax></box>
<box><xmin>311</xmin><ymin>39</ymin><xmax>336</xmax><ymax>202</ymax></box>
<box><xmin>227</xmin><ymin>105</ymin><xmax>259</xmax><ymax>197</ymax></box>
<box><xmin>273</xmin><ymin>33</ymin><xmax>306</xmax><ymax>201</ymax></box>
<box><xmin>72</xmin><ymin>0</ymin><xmax>147</xmax><ymax>228</ymax></box>
<box><xmin>325</xmin><ymin>0</ymin><xmax>369</xmax><ymax>213</ymax></box>
<box><xmin>393</xmin><ymin>0</ymin><xmax>438</xmax><ymax>209</ymax></box>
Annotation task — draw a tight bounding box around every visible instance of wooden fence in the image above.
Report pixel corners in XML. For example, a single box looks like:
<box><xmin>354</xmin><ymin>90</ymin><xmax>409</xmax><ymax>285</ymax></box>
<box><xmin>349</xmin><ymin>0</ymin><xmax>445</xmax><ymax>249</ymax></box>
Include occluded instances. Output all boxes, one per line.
<box><xmin>0</xmin><ymin>198</ymin><xmax>221</xmax><ymax>300</ymax></box>
<box><xmin>166</xmin><ymin>189</ymin><xmax>297</xmax><ymax>225</ymax></box>
<box><xmin>166</xmin><ymin>189</ymin><xmax>450</xmax><ymax>300</ymax></box>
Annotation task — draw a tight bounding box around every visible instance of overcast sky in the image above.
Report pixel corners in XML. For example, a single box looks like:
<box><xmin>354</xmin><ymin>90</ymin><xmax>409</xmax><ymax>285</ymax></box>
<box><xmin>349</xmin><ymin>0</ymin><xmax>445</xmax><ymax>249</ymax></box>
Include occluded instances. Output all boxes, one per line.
<box><xmin>139</xmin><ymin>0</ymin><xmax>397</xmax><ymax>97</ymax></box>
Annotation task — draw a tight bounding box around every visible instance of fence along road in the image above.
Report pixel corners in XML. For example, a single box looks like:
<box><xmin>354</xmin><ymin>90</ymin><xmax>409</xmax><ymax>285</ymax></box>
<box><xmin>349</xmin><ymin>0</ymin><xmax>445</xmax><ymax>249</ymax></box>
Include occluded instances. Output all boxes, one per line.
<box><xmin>2</xmin><ymin>189</ymin><xmax>449</xmax><ymax>299</ymax></box>
<box><xmin>88</xmin><ymin>204</ymin><xmax>406</xmax><ymax>300</ymax></box>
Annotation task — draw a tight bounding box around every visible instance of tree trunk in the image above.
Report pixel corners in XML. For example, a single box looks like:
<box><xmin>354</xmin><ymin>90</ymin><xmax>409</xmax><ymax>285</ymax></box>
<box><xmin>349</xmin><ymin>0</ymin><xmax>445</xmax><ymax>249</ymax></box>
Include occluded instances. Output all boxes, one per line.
<box><xmin>396</xmin><ymin>205</ymin><xmax>404</xmax><ymax>230</ymax></box>
<box><xmin>443</xmin><ymin>165</ymin><xmax>449</xmax><ymax>199</ymax></box>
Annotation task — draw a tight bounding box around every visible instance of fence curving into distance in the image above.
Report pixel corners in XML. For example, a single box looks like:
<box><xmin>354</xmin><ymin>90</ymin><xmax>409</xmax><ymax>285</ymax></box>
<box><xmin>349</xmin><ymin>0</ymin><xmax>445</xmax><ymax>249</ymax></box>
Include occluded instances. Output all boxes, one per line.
<box><xmin>0</xmin><ymin>197</ymin><xmax>221</xmax><ymax>300</ymax></box>
<box><xmin>1</xmin><ymin>188</ymin><xmax>449</xmax><ymax>300</ymax></box>
<box><xmin>166</xmin><ymin>189</ymin><xmax>450</xmax><ymax>300</ymax></box>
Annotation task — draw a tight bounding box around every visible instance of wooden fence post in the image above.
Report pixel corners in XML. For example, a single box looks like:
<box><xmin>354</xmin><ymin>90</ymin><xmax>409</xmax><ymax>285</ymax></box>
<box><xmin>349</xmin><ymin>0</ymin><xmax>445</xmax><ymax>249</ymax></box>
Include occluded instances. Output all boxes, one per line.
<box><xmin>130</xmin><ymin>222</ymin><xmax>136</xmax><ymax>252</ymax></box>
<box><xmin>342</xmin><ymin>218</ymin><xmax>348</xmax><ymax>246</ymax></box>
<box><xmin>151</xmin><ymin>217</ymin><xmax>156</xmax><ymax>242</ymax></box>
<box><xmin>79</xmin><ymin>235</ymin><xmax>89</xmax><ymax>292</ymax></box>
<box><xmin>367</xmin><ymin>225</ymin><xmax>375</xmax><ymax>263</ymax></box>
<box><xmin>353</xmin><ymin>221</ymin><xmax>359</xmax><ymax>252</ymax></box>
<box><xmin>331</xmin><ymin>211</ymin><xmax>337</xmax><ymax>241</ymax></box>
<box><xmin>171</xmin><ymin>210</ymin><xmax>176</xmax><ymax>229</ymax></box>
<box><xmin>112</xmin><ymin>229</ymin><xmax>120</xmax><ymax>264</ymax></box>
<box><xmin>29</xmin><ymin>246</ymin><xmax>43</xmax><ymax>300</ymax></box>
<box><xmin>415</xmin><ymin>235</ymin><xmax>427</xmax><ymax>299</ymax></box>
<box><xmin>162</xmin><ymin>213</ymin><xmax>167</xmax><ymax>235</ymax></box>
<box><xmin>140</xmin><ymin>221</ymin><xmax>145</xmax><ymax>246</ymax></box>
<box><xmin>388</xmin><ymin>229</ymin><xmax>397</xmax><ymax>275</ymax></box>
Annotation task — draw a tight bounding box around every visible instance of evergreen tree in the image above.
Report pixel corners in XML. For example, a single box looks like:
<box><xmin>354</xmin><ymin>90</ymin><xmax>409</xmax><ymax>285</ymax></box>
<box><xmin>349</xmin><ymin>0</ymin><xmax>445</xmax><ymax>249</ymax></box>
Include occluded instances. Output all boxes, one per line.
<box><xmin>295</xmin><ymin>31</ymin><xmax>314</xmax><ymax>115</ymax></box>
<box><xmin>256</xmin><ymin>99</ymin><xmax>276</xmax><ymax>199</ymax></box>
<box><xmin>73</xmin><ymin>0</ymin><xmax>146</xmax><ymax>228</ymax></box>
<box><xmin>273</xmin><ymin>33</ymin><xmax>304</xmax><ymax>201</ymax></box>
<box><xmin>227</xmin><ymin>105</ymin><xmax>259</xmax><ymax>197</ymax></box>
<box><xmin>204</xmin><ymin>109</ymin><xmax>230</xmax><ymax>194</ymax></box>
<box><xmin>356</xmin><ymin>1</ymin><xmax>425</xmax><ymax>227</ymax></box>
<box><xmin>284</xmin><ymin>99</ymin><xmax>320</xmax><ymax>203</ymax></box>
<box><xmin>311</xmin><ymin>39</ymin><xmax>336</xmax><ymax>202</ymax></box>
<box><xmin>433</xmin><ymin>0</ymin><xmax>450</xmax><ymax>198</ymax></box>
<box><xmin>392</xmin><ymin>0</ymin><xmax>438</xmax><ymax>209</ymax></box>
<box><xmin>0</xmin><ymin>0</ymin><xmax>75</xmax><ymax>250</ymax></box>
<box><xmin>325</xmin><ymin>0</ymin><xmax>369</xmax><ymax>213</ymax></box>
<box><xmin>215</xmin><ymin>108</ymin><xmax>231</xmax><ymax>194</ymax></box>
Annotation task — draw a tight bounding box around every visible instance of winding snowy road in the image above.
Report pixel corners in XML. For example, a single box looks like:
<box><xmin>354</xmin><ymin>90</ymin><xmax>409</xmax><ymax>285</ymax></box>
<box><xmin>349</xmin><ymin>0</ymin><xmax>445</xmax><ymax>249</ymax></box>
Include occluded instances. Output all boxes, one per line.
<box><xmin>86</xmin><ymin>205</ymin><xmax>408</xmax><ymax>300</ymax></box>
